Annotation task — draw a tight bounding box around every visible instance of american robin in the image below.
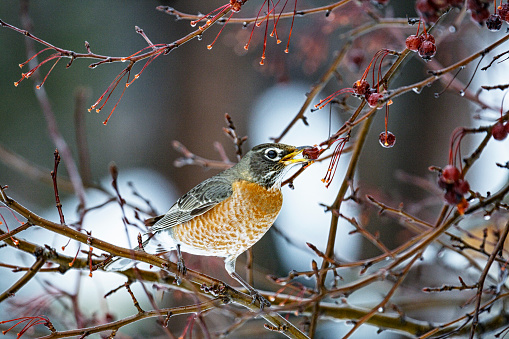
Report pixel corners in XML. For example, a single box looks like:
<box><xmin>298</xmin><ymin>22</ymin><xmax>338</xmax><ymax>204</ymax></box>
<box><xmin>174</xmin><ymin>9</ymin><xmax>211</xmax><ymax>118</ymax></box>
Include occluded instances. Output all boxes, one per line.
<box><xmin>105</xmin><ymin>143</ymin><xmax>312</xmax><ymax>307</ymax></box>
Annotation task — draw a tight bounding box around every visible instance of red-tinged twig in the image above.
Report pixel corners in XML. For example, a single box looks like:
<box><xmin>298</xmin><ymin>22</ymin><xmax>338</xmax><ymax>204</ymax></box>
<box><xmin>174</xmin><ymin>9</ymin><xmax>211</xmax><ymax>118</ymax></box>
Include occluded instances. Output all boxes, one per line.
<box><xmin>2</xmin><ymin>0</ymin><xmax>235</xmax><ymax>122</ymax></box>
<box><xmin>179</xmin><ymin>315</ymin><xmax>197</xmax><ymax>339</ymax></box>
<box><xmin>109</xmin><ymin>164</ymin><xmax>143</xmax><ymax>249</ymax></box>
<box><xmin>422</xmin><ymin>276</ymin><xmax>478</xmax><ymax>293</ymax></box>
<box><xmin>135</xmin><ymin>26</ymin><xmax>156</xmax><ymax>50</ymax></box>
<box><xmin>157</xmin><ymin>0</ymin><xmax>354</xmax><ymax>25</ymax></box>
<box><xmin>223</xmin><ymin>113</ymin><xmax>248</xmax><ymax>160</ymax></box>
<box><xmin>306</xmin><ymin>242</ymin><xmax>337</xmax><ymax>266</ymax></box>
<box><xmin>284</xmin><ymin>0</ymin><xmax>297</xmax><ymax>54</ymax></box>
<box><xmin>0</xmin><ymin>206</ymin><xmax>26</xmax><ymax>245</ymax></box>
<box><xmin>35</xmin><ymin>299</ymin><xmax>222</xmax><ymax>339</ymax></box>
<box><xmin>0</xmin><ymin>316</ymin><xmax>55</xmax><ymax>338</ymax></box>
<box><xmin>17</xmin><ymin>4</ymin><xmax>87</xmax><ymax>217</ymax></box>
<box><xmin>0</xmin><ymin>262</ymin><xmax>61</xmax><ymax>273</ymax></box>
<box><xmin>68</xmin><ymin>243</ymin><xmax>81</xmax><ymax>268</ymax></box>
<box><xmin>321</xmin><ymin>134</ymin><xmax>350</xmax><ymax>188</ymax></box>
<box><xmin>0</xmin><ymin>221</ymin><xmax>30</xmax><ymax>243</ymax></box>
<box><xmin>50</xmin><ymin>149</ymin><xmax>65</xmax><ymax>225</ymax></box>
<box><xmin>86</xmin><ymin>231</ymin><xmax>94</xmax><ymax>277</ymax></box>
<box><xmin>124</xmin><ymin>282</ymin><xmax>144</xmax><ymax>314</ymax></box>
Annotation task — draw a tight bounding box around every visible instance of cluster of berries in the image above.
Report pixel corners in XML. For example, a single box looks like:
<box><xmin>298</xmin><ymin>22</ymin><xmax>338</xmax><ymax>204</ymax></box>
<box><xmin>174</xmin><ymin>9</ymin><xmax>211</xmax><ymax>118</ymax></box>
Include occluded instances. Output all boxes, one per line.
<box><xmin>314</xmin><ymin>49</ymin><xmax>397</xmax><ymax>111</ymax></box>
<box><xmin>405</xmin><ymin>21</ymin><xmax>436</xmax><ymax>61</ymax></box>
<box><xmin>352</xmin><ymin>79</ymin><xmax>386</xmax><ymax>108</ymax></box>
<box><xmin>314</xmin><ymin>48</ymin><xmax>397</xmax><ymax>149</ymax></box>
<box><xmin>492</xmin><ymin>120</ymin><xmax>509</xmax><ymax>140</ymax></box>
<box><xmin>416</xmin><ymin>0</ymin><xmax>465</xmax><ymax>23</ymax></box>
<box><xmin>438</xmin><ymin>165</ymin><xmax>470</xmax><ymax>213</ymax></box>
<box><xmin>416</xmin><ymin>0</ymin><xmax>507</xmax><ymax>28</ymax></box>
<box><xmin>352</xmin><ymin>79</ymin><xmax>396</xmax><ymax>148</ymax></box>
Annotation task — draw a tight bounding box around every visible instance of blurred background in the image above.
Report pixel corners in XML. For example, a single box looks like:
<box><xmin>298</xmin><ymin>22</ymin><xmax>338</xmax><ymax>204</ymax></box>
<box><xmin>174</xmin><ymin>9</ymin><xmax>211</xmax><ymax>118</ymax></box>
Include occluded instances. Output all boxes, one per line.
<box><xmin>1</xmin><ymin>0</ymin><xmax>509</xmax><ymax>338</ymax></box>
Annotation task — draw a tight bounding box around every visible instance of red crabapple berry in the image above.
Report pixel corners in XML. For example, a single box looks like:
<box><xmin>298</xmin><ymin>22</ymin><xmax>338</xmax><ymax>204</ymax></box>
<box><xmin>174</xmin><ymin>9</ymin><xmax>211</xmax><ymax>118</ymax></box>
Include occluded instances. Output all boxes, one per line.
<box><xmin>441</xmin><ymin>165</ymin><xmax>460</xmax><ymax>184</ymax></box>
<box><xmin>367</xmin><ymin>92</ymin><xmax>384</xmax><ymax>108</ymax></box>
<box><xmin>454</xmin><ymin>179</ymin><xmax>470</xmax><ymax>195</ymax></box>
<box><xmin>505</xmin><ymin>121</ymin><xmax>509</xmax><ymax>133</ymax></box>
<box><xmin>405</xmin><ymin>35</ymin><xmax>422</xmax><ymax>52</ymax></box>
<box><xmin>423</xmin><ymin>33</ymin><xmax>435</xmax><ymax>44</ymax></box>
<box><xmin>302</xmin><ymin>146</ymin><xmax>321</xmax><ymax>160</ymax></box>
<box><xmin>498</xmin><ymin>4</ymin><xmax>509</xmax><ymax>21</ymax></box>
<box><xmin>418</xmin><ymin>40</ymin><xmax>437</xmax><ymax>61</ymax></box>
<box><xmin>353</xmin><ymin>79</ymin><xmax>370</xmax><ymax>97</ymax></box>
<box><xmin>486</xmin><ymin>14</ymin><xmax>503</xmax><ymax>31</ymax></box>
<box><xmin>444</xmin><ymin>190</ymin><xmax>463</xmax><ymax>205</ymax></box>
<box><xmin>492</xmin><ymin>121</ymin><xmax>508</xmax><ymax>140</ymax></box>
<box><xmin>379</xmin><ymin>131</ymin><xmax>396</xmax><ymax>148</ymax></box>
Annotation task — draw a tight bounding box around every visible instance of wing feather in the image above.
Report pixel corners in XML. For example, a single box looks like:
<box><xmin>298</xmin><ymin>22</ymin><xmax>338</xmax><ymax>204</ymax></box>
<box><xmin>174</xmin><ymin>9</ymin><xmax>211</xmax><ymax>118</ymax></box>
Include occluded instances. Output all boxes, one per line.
<box><xmin>150</xmin><ymin>176</ymin><xmax>233</xmax><ymax>232</ymax></box>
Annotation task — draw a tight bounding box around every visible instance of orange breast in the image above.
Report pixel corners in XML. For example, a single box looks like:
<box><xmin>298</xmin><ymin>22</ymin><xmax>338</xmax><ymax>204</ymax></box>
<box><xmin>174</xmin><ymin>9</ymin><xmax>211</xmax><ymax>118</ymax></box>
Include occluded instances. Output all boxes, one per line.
<box><xmin>172</xmin><ymin>180</ymin><xmax>283</xmax><ymax>258</ymax></box>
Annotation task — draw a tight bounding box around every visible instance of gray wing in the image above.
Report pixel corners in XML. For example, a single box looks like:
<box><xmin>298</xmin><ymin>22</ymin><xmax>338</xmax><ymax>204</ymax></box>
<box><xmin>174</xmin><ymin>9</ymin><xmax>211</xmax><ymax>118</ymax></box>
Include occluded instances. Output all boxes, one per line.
<box><xmin>150</xmin><ymin>176</ymin><xmax>233</xmax><ymax>232</ymax></box>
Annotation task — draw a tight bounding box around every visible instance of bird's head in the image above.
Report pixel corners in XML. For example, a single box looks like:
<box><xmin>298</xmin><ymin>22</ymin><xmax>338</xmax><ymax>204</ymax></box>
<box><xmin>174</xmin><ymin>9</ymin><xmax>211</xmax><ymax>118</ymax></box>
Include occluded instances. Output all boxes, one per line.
<box><xmin>236</xmin><ymin>143</ymin><xmax>313</xmax><ymax>189</ymax></box>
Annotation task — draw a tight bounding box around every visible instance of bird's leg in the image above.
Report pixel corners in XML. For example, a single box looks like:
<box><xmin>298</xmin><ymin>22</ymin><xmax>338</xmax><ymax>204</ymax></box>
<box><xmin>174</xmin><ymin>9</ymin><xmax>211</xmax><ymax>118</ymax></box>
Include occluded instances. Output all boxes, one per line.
<box><xmin>175</xmin><ymin>244</ymin><xmax>187</xmax><ymax>285</ymax></box>
<box><xmin>225</xmin><ymin>257</ymin><xmax>270</xmax><ymax>309</ymax></box>
<box><xmin>229</xmin><ymin>270</ymin><xmax>271</xmax><ymax>309</ymax></box>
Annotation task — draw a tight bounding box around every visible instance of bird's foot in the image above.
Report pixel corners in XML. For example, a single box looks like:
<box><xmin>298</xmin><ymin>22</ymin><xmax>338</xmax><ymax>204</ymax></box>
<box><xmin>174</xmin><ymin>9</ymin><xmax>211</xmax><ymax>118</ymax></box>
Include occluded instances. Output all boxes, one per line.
<box><xmin>175</xmin><ymin>256</ymin><xmax>187</xmax><ymax>285</ymax></box>
<box><xmin>174</xmin><ymin>244</ymin><xmax>187</xmax><ymax>285</ymax></box>
<box><xmin>249</xmin><ymin>290</ymin><xmax>271</xmax><ymax>310</ymax></box>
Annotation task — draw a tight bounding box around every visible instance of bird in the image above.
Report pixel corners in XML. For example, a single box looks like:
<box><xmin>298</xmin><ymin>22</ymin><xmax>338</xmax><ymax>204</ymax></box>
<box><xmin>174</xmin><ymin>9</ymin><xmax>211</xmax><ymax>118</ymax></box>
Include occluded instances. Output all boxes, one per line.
<box><xmin>104</xmin><ymin>143</ymin><xmax>312</xmax><ymax>308</ymax></box>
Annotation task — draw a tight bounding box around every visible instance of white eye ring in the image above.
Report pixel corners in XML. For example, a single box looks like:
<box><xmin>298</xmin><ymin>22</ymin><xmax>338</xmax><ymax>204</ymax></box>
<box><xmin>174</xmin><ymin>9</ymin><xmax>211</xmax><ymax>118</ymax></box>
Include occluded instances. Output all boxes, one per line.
<box><xmin>264</xmin><ymin>148</ymin><xmax>281</xmax><ymax>161</ymax></box>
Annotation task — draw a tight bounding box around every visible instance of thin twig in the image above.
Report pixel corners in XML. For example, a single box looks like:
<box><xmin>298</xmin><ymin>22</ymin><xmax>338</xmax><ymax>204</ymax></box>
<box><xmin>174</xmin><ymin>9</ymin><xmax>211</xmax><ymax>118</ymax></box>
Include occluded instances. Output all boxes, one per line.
<box><xmin>470</xmin><ymin>219</ymin><xmax>509</xmax><ymax>338</ymax></box>
<box><xmin>0</xmin><ymin>254</ymin><xmax>47</xmax><ymax>303</ymax></box>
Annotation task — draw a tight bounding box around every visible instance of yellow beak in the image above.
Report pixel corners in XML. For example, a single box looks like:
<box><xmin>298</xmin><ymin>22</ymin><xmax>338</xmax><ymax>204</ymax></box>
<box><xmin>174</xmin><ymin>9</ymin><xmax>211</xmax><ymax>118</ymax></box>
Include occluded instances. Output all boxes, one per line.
<box><xmin>281</xmin><ymin>146</ymin><xmax>313</xmax><ymax>165</ymax></box>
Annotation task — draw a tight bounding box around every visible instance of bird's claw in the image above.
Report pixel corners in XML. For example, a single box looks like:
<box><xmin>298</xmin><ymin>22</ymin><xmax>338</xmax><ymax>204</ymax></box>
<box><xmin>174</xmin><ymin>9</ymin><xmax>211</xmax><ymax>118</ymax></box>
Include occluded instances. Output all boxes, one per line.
<box><xmin>250</xmin><ymin>291</ymin><xmax>271</xmax><ymax>309</ymax></box>
<box><xmin>175</xmin><ymin>256</ymin><xmax>187</xmax><ymax>285</ymax></box>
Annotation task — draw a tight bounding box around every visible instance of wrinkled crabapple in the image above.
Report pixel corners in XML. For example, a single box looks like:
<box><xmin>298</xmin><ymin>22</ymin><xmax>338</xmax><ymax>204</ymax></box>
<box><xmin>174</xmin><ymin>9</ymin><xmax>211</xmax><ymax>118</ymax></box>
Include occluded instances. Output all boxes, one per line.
<box><xmin>303</xmin><ymin>146</ymin><xmax>321</xmax><ymax>160</ymax></box>
<box><xmin>367</xmin><ymin>92</ymin><xmax>385</xmax><ymax>108</ymax></box>
<box><xmin>353</xmin><ymin>79</ymin><xmax>370</xmax><ymax>97</ymax></box>
<box><xmin>405</xmin><ymin>35</ymin><xmax>422</xmax><ymax>52</ymax></box>
<box><xmin>498</xmin><ymin>3</ymin><xmax>509</xmax><ymax>21</ymax></box>
<box><xmin>441</xmin><ymin>165</ymin><xmax>460</xmax><ymax>184</ymax></box>
<box><xmin>486</xmin><ymin>14</ymin><xmax>503</xmax><ymax>31</ymax></box>
<box><xmin>418</xmin><ymin>40</ymin><xmax>437</xmax><ymax>60</ymax></box>
<box><xmin>379</xmin><ymin>131</ymin><xmax>396</xmax><ymax>148</ymax></box>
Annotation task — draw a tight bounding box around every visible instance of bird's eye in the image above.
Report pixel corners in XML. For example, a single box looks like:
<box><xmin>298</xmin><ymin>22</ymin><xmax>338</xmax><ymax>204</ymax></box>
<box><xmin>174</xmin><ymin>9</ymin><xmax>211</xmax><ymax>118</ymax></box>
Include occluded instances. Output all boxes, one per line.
<box><xmin>265</xmin><ymin>149</ymin><xmax>279</xmax><ymax>160</ymax></box>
